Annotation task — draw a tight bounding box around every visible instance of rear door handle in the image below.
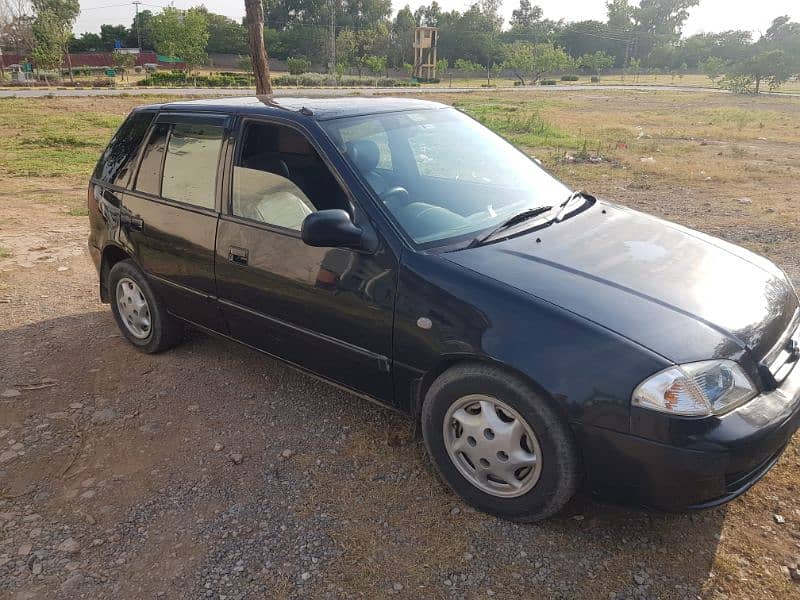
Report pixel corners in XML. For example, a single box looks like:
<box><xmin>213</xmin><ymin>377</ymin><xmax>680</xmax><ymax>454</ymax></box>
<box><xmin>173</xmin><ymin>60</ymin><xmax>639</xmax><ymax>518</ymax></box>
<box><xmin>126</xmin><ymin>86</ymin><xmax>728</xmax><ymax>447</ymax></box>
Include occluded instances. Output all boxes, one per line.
<box><xmin>120</xmin><ymin>214</ymin><xmax>143</xmax><ymax>231</ymax></box>
<box><xmin>228</xmin><ymin>246</ymin><xmax>249</xmax><ymax>265</ymax></box>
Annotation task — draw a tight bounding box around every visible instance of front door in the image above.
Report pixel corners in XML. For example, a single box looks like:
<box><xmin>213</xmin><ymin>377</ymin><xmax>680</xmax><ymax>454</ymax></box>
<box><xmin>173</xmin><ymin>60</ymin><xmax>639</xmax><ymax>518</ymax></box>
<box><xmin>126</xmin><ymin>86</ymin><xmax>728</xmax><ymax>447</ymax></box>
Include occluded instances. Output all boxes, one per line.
<box><xmin>214</xmin><ymin>118</ymin><xmax>397</xmax><ymax>401</ymax></box>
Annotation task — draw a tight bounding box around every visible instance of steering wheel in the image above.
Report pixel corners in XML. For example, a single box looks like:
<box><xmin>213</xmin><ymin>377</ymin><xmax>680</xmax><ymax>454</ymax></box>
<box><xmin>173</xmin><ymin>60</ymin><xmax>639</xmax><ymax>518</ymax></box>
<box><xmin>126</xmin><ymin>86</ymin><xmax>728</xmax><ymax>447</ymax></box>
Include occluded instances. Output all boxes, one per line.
<box><xmin>380</xmin><ymin>186</ymin><xmax>410</xmax><ymax>210</ymax></box>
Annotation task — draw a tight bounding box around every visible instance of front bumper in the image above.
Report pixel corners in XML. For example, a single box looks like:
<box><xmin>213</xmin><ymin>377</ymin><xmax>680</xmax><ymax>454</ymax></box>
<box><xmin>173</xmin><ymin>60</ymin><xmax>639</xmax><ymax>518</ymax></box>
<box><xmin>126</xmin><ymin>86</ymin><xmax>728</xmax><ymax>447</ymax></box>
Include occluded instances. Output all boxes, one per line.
<box><xmin>576</xmin><ymin>359</ymin><xmax>800</xmax><ymax>509</ymax></box>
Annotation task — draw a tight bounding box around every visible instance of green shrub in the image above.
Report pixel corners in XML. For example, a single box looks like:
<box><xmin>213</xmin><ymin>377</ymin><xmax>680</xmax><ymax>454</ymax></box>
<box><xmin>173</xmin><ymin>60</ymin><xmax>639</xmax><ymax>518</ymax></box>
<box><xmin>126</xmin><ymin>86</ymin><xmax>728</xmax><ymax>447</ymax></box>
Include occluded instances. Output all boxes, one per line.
<box><xmin>540</xmin><ymin>79</ymin><xmax>557</xmax><ymax>85</ymax></box>
<box><xmin>560</xmin><ymin>75</ymin><xmax>579</xmax><ymax>81</ymax></box>
<box><xmin>590</xmin><ymin>76</ymin><xmax>600</xmax><ymax>83</ymax></box>
<box><xmin>286</xmin><ymin>56</ymin><xmax>312</xmax><ymax>75</ymax></box>
<box><xmin>137</xmin><ymin>71</ymin><xmax>252</xmax><ymax>87</ymax></box>
<box><xmin>272</xmin><ymin>73</ymin><xmax>418</xmax><ymax>88</ymax></box>
<box><xmin>144</xmin><ymin>71</ymin><xmax>188</xmax><ymax>85</ymax></box>
<box><xmin>719</xmin><ymin>74</ymin><xmax>756</xmax><ymax>95</ymax></box>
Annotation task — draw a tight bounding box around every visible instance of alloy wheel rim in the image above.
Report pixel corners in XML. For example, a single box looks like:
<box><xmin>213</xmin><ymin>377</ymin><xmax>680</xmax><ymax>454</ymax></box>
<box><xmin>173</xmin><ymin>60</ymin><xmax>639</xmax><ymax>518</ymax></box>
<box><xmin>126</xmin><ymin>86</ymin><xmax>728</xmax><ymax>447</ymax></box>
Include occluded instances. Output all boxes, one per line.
<box><xmin>443</xmin><ymin>394</ymin><xmax>542</xmax><ymax>498</ymax></box>
<box><xmin>116</xmin><ymin>277</ymin><xmax>151</xmax><ymax>340</ymax></box>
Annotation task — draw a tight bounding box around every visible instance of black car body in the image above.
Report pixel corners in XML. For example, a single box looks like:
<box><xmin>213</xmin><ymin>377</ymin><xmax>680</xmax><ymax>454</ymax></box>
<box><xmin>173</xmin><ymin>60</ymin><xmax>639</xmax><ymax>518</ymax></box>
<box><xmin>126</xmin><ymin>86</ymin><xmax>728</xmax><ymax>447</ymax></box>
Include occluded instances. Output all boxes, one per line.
<box><xmin>88</xmin><ymin>97</ymin><xmax>800</xmax><ymax>519</ymax></box>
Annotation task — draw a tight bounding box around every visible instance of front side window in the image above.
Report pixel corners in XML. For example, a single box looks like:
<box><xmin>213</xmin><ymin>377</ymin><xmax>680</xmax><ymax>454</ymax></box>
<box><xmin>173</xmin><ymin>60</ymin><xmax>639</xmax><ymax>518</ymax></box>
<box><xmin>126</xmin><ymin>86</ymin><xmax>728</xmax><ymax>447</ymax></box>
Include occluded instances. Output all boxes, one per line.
<box><xmin>232</xmin><ymin>121</ymin><xmax>348</xmax><ymax>231</ymax></box>
<box><xmin>93</xmin><ymin>111</ymin><xmax>154</xmax><ymax>188</ymax></box>
<box><xmin>161</xmin><ymin>123</ymin><xmax>223</xmax><ymax>209</ymax></box>
<box><xmin>322</xmin><ymin>108</ymin><xmax>570</xmax><ymax>246</ymax></box>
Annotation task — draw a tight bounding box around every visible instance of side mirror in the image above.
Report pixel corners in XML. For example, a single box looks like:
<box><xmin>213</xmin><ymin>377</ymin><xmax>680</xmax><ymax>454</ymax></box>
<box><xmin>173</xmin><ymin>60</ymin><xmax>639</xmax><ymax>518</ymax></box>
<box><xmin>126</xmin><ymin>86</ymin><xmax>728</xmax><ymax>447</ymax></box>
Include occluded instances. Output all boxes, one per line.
<box><xmin>301</xmin><ymin>209</ymin><xmax>377</xmax><ymax>253</ymax></box>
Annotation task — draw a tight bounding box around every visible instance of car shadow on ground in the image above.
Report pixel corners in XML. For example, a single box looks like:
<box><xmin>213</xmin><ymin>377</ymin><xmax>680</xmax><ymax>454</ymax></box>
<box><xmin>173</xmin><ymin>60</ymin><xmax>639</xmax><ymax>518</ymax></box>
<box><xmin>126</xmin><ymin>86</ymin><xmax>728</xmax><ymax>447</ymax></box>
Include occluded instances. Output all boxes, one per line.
<box><xmin>1</xmin><ymin>310</ymin><xmax>727</xmax><ymax>598</ymax></box>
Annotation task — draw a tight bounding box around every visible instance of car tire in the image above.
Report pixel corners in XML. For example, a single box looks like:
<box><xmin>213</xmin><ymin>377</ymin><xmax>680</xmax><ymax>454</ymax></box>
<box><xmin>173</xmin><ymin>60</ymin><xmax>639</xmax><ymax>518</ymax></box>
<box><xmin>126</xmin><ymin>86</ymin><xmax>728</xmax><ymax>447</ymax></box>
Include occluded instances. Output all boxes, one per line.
<box><xmin>108</xmin><ymin>259</ymin><xmax>182</xmax><ymax>353</ymax></box>
<box><xmin>421</xmin><ymin>363</ymin><xmax>581</xmax><ymax>522</ymax></box>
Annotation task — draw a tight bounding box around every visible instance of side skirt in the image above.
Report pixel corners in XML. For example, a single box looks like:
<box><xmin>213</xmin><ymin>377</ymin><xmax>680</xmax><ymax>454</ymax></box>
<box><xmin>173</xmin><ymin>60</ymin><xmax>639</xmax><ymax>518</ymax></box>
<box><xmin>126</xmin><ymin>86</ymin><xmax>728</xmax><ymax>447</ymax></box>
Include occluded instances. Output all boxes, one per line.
<box><xmin>170</xmin><ymin>313</ymin><xmax>409</xmax><ymax>419</ymax></box>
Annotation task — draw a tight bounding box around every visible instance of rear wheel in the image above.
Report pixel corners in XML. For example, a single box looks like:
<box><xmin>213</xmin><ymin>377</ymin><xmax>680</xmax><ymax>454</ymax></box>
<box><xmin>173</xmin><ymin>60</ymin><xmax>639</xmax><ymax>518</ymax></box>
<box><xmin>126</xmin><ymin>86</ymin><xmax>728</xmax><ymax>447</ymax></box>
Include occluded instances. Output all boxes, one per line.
<box><xmin>109</xmin><ymin>260</ymin><xmax>182</xmax><ymax>353</ymax></box>
<box><xmin>422</xmin><ymin>364</ymin><xmax>580</xmax><ymax>522</ymax></box>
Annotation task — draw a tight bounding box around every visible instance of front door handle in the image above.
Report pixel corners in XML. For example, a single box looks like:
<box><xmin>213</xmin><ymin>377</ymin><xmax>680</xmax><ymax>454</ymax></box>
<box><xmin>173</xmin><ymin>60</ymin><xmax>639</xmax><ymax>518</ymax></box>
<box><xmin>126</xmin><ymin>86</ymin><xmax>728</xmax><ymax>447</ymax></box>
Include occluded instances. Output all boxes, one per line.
<box><xmin>228</xmin><ymin>246</ymin><xmax>249</xmax><ymax>265</ymax></box>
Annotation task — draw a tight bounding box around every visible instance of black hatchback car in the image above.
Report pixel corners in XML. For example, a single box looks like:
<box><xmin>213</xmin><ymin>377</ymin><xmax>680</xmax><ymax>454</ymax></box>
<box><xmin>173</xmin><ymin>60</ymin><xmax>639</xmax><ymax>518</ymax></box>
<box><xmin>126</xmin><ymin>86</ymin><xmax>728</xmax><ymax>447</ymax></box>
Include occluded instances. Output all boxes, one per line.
<box><xmin>88</xmin><ymin>97</ymin><xmax>800</xmax><ymax>521</ymax></box>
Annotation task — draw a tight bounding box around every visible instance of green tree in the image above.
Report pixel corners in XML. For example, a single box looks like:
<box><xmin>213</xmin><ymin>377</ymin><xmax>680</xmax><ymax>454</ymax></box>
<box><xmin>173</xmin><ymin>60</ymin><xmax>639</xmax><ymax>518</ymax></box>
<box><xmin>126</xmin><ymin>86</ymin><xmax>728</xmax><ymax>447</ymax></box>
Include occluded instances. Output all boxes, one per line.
<box><xmin>510</xmin><ymin>0</ymin><xmax>542</xmax><ymax>28</ymax></box>
<box><xmin>731</xmin><ymin>49</ymin><xmax>793</xmax><ymax>93</ymax></box>
<box><xmin>699</xmin><ymin>55</ymin><xmax>728</xmax><ymax>85</ymax></box>
<box><xmin>335</xmin><ymin>28</ymin><xmax>357</xmax><ymax>71</ymax></box>
<box><xmin>68</xmin><ymin>31</ymin><xmax>101</xmax><ymax>51</ymax></box>
<box><xmin>606</xmin><ymin>0</ymin><xmax>633</xmax><ymax>31</ymax></box>
<box><xmin>125</xmin><ymin>8</ymin><xmax>154</xmax><ymax>50</ymax></box>
<box><xmin>414</xmin><ymin>1</ymin><xmax>442</xmax><ymax>27</ymax></box>
<box><xmin>631</xmin><ymin>0</ymin><xmax>700</xmax><ymax>62</ymax></box>
<box><xmin>558</xmin><ymin>20</ymin><xmax>618</xmax><ymax>61</ymax></box>
<box><xmin>286</xmin><ymin>55</ymin><xmax>311</xmax><ymax>74</ymax></box>
<box><xmin>31</xmin><ymin>8</ymin><xmax>61</xmax><ymax>82</ymax></box>
<box><xmin>100</xmin><ymin>23</ymin><xmax>127</xmax><ymax>50</ymax></box>
<box><xmin>364</xmin><ymin>54</ymin><xmax>386</xmax><ymax>77</ymax></box>
<box><xmin>454</xmin><ymin>58</ymin><xmax>482</xmax><ymax>72</ymax></box>
<box><xmin>391</xmin><ymin>4</ymin><xmax>415</xmax><ymax>68</ymax></box>
<box><xmin>503</xmin><ymin>42</ymin><xmax>571</xmax><ymax>85</ymax></box>
<box><xmin>578</xmin><ymin>50</ymin><xmax>614</xmax><ymax>78</ymax></box>
<box><xmin>31</xmin><ymin>0</ymin><xmax>79</xmax><ymax>81</ymax></box>
<box><xmin>626</xmin><ymin>56</ymin><xmax>642</xmax><ymax>81</ymax></box>
<box><xmin>111</xmin><ymin>50</ymin><xmax>135</xmax><ymax>80</ymax></box>
<box><xmin>200</xmin><ymin>9</ymin><xmax>247</xmax><ymax>54</ymax></box>
<box><xmin>150</xmin><ymin>7</ymin><xmax>209</xmax><ymax>72</ymax></box>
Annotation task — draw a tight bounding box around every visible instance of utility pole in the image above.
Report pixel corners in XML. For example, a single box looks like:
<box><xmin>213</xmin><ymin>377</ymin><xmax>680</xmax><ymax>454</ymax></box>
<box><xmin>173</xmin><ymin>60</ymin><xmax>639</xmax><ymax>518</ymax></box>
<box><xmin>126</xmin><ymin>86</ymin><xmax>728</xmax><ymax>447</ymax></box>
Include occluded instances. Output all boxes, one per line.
<box><xmin>328</xmin><ymin>0</ymin><xmax>336</xmax><ymax>74</ymax></box>
<box><xmin>133</xmin><ymin>0</ymin><xmax>142</xmax><ymax>50</ymax></box>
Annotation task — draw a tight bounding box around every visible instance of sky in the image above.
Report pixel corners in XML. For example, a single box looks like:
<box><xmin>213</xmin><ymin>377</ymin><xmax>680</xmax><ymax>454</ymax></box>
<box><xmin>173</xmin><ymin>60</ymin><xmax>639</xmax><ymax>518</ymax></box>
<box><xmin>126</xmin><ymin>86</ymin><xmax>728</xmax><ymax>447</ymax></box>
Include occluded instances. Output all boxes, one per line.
<box><xmin>73</xmin><ymin>0</ymin><xmax>800</xmax><ymax>39</ymax></box>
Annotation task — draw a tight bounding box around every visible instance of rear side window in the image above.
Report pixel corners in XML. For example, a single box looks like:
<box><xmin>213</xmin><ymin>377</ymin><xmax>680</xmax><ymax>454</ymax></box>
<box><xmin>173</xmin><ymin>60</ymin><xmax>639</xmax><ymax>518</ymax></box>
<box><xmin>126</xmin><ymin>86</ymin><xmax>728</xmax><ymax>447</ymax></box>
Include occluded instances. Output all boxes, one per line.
<box><xmin>161</xmin><ymin>123</ymin><xmax>223</xmax><ymax>209</ymax></box>
<box><xmin>134</xmin><ymin>123</ymin><xmax>169</xmax><ymax>196</ymax></box>
<box><xmin>93</xmin><ymin>111</ymin><xmax>154</xmax><ymax>188</ymax></box>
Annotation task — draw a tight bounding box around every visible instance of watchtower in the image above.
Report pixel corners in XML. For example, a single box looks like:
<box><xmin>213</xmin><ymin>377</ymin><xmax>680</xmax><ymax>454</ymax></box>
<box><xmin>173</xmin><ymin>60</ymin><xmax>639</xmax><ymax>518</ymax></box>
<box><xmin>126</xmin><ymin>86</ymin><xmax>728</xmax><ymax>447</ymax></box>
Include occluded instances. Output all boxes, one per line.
<box><xmin>413</xmin><ymin>26</ymin><xmax>438</xmax><ymax>80</ymax></box>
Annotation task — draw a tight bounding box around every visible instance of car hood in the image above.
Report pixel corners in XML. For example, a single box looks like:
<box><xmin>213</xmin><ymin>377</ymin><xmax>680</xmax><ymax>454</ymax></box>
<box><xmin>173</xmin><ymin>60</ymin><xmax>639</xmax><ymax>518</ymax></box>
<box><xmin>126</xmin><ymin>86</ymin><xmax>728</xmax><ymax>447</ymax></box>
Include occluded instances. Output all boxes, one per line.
<box><xmin>445</xmin><ymin>201</ymin><xmax>799</xmax><ymax>366</ymax></box>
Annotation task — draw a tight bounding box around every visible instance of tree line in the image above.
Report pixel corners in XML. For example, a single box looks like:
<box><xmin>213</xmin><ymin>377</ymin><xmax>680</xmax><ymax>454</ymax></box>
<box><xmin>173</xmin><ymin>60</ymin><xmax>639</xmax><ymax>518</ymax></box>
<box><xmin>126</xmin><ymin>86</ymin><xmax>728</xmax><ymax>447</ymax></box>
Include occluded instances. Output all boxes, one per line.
<box><xmin>2</xmin><ymin>0</ymin><xmax>800</xmax><ymax>92</ymax></box>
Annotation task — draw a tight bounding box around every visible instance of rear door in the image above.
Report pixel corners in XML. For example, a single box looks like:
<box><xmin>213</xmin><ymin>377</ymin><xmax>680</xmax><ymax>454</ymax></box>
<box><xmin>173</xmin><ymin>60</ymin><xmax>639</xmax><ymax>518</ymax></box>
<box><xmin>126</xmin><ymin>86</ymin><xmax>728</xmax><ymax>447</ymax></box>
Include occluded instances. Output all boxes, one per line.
<box><xmin>89</xmin><ymin>109</ymin><xmax>156</xmax><ymax>257</ymax></box>
<box><xmin>214</xmin><ymin>116</ymin><xmax>397</xmax><ymax>401</ymax></box>
<box><xmin>121</xmin><ymin>112</ymin><xmax>229</xmax><ymax>331</ymax></box>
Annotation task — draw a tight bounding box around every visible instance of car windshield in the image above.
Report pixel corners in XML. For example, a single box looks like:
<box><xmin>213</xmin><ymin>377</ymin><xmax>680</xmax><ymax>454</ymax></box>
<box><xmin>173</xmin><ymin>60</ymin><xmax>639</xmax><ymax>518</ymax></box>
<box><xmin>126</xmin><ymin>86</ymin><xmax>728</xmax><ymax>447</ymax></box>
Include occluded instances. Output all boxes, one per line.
<box><xmin>322</xmin><ymin>107</ymin><xmax>571</xmax><ymax>247</ymax></box>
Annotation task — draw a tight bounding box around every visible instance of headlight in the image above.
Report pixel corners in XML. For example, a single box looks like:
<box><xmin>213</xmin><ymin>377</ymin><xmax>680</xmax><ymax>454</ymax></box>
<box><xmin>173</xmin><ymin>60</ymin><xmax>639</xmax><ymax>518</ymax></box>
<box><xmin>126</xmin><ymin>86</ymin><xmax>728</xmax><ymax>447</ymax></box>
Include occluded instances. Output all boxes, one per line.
<box><xmin>632</xmin><ymin>360</ymin><xmax>757</xmax><ymax>417</ymax></box>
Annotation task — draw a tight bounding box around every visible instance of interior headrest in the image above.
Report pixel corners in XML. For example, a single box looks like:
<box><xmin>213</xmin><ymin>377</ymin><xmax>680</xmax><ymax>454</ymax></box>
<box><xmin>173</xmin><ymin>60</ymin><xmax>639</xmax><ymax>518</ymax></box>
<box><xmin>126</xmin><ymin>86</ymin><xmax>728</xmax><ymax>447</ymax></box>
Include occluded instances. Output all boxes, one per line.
<box><xmin>346</xmin><ymin>139</ymin><xmax>380</xmax><ymax>173</ymax></box>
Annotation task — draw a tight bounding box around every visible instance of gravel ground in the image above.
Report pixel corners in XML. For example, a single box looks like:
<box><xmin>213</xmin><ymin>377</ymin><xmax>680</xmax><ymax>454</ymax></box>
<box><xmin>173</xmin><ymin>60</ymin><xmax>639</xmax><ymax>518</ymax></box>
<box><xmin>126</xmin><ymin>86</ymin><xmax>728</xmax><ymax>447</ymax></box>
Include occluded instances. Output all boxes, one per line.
<box><xmin>2</xmin><ymin>96</ymin><xmax>800</xmax><ymax>599</ymax></box>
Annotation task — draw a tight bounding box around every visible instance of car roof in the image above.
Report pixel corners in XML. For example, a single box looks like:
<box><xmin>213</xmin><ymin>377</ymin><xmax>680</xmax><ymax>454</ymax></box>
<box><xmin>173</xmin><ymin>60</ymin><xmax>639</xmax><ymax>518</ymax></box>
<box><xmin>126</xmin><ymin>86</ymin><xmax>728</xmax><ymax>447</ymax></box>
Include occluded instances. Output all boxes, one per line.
<box><xmin>138</xmin><ymin>96</ymin><xmax>449</xmax><ymax>121</ymax></box>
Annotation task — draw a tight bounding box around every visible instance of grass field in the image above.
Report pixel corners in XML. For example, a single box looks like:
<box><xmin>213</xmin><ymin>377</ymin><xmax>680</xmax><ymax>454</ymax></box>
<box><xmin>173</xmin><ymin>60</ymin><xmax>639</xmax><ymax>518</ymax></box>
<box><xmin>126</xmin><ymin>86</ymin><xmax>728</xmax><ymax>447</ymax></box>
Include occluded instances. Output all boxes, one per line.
<box><xmin>1</xmin><ymin>89</ymin><xmax>800</xmax><ymax>598</ymax></box>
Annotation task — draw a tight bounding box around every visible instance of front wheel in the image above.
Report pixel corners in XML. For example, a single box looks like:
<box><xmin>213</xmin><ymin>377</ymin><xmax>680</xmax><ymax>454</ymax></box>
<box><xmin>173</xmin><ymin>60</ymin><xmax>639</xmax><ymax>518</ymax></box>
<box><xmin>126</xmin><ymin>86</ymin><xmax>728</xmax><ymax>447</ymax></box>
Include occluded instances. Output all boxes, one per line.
<box><xmin>421</xmin><ymin>364</ymin><xmax>581</xmax><ymax>522</ymax></box>
<box><xmin>108</xmin><ymin>259</ymin><xmax>182</xmax><ymax>353</ymax></box>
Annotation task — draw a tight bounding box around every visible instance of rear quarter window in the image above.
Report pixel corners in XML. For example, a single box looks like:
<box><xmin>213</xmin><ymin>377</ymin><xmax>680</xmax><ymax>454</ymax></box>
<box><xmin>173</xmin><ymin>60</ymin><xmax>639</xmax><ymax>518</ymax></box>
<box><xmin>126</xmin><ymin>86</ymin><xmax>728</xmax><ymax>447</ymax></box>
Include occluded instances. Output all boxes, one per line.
<box><xmin>93</xmin><ymin>111</ymin><xmax>155</xmax><ymax>188</ymax></box>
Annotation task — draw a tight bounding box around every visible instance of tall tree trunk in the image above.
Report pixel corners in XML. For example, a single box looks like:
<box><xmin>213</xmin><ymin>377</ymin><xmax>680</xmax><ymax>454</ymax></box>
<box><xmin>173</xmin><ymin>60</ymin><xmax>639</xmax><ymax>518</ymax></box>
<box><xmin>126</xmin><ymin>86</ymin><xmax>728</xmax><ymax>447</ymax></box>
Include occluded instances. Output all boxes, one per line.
<box><xmin>65</xmin><ymin>47</ymin><xmax>74</xmax><ymax>83</ymax></box>
<box><xmin>245</xmin><ymin>0</ymin><xmax>271</xmax><ymax>95</ymax></box>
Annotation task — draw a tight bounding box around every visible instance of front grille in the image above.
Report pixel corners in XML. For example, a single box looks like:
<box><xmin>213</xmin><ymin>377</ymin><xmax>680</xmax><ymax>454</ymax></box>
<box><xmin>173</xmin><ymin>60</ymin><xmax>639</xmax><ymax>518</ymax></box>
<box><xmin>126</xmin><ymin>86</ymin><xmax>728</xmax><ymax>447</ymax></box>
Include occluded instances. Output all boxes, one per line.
<box><xmin>764</xmin><ymin>309</ymin><xmax>800</xmax><ymax>385</ymax></box>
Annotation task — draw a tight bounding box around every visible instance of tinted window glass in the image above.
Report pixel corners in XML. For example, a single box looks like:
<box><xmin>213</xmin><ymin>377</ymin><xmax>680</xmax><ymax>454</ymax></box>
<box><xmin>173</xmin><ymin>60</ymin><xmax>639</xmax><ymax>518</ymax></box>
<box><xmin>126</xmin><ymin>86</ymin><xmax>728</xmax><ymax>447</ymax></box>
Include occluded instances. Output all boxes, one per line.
<box><xmin>337</xmin><ymin>120</ymin><xmax>392</xmax><ymax>170</ymax></box>
<box><xmin>232</xmin><ymin>122</ymin><xmax>348</xmax><ymax>230</ymax></box>
<box><xmin>134</xmin><ymin>123</ymin><xmax>169</xmax><ymax>196</ymax></box>
<box><xmin>161</xmin><ymin>123</ymin><xmax>223</xmax><ymax>209</ymax></box>
<box><xmin>323</xmin><ymin>109</ymin><xmax>570</xmax><ymax>246</ymax></box>
<box><xmin>93</xmin><ymin>111</ymin><xmax>154</xmax><ymax>188</ymax></box>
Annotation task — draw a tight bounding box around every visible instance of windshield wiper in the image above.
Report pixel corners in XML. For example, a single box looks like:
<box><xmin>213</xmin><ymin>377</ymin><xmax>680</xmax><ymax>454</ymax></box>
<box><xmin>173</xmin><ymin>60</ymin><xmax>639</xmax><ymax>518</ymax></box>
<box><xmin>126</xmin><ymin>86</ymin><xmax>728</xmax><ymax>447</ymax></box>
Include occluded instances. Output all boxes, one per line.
<box><xmin>468</xmin><ymin>206</ymin><xmax>553</xmax><ymax>248</ymax></box>
<box><xmin>554</xmin><ymin>190</ymin><xmax>588</xmax><ymax>222</ymax></box>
